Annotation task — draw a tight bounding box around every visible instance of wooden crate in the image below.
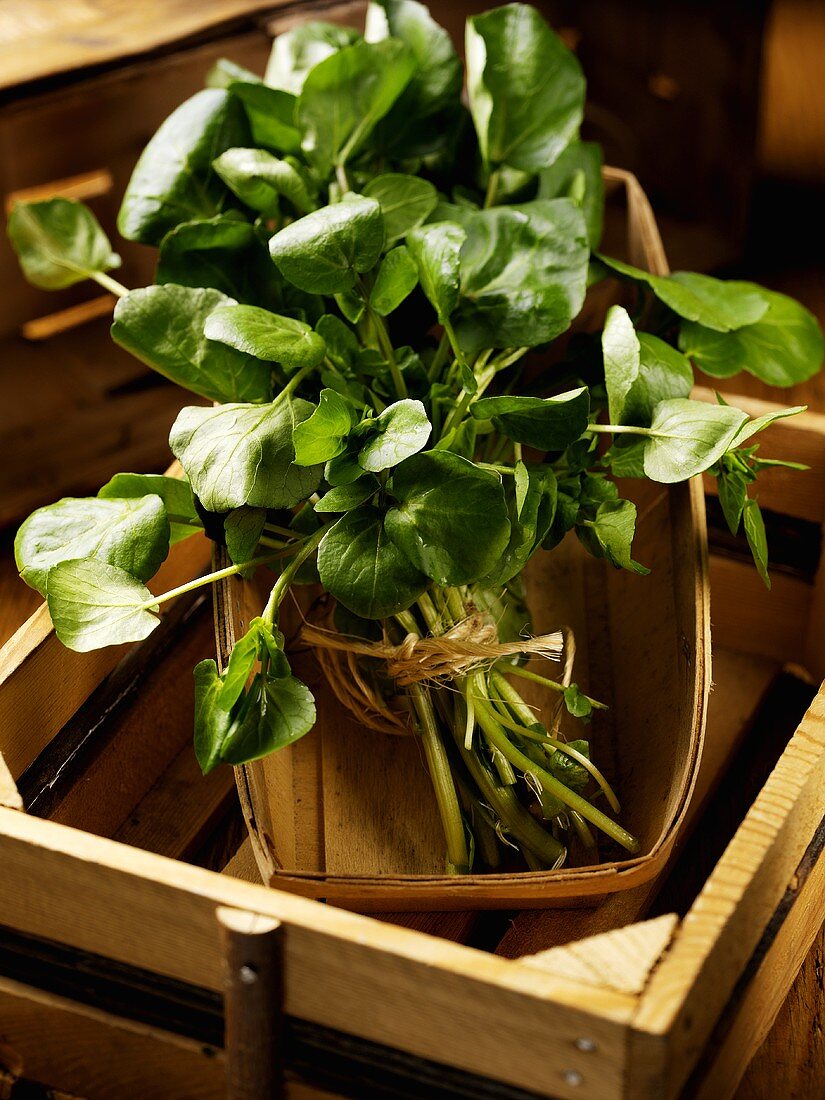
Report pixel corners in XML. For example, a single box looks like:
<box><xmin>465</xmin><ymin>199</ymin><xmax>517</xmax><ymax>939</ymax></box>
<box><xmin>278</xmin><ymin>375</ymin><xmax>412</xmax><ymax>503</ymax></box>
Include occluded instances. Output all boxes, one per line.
<box><xmin>0</xmin><ymin>395</ymin><xmax>822</xmax><ymax>1099</ymax></box>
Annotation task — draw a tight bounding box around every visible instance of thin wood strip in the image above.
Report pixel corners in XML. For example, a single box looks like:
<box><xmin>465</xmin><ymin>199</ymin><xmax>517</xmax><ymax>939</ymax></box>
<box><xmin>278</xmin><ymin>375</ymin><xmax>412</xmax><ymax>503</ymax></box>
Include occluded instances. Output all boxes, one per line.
<box><xmin>0</xmin><ymin>753</ymin><xmax>22</xmax><ymax>811</ymax></box>
<box><xmin>4</xmin><ymin>168</ymin><xmax>113</xmax><ymax>213</ymax></box>
<box><xmin>22</xmin><ymin>294</ymin><xmax>115</xmax><ymax>341</ymax></box>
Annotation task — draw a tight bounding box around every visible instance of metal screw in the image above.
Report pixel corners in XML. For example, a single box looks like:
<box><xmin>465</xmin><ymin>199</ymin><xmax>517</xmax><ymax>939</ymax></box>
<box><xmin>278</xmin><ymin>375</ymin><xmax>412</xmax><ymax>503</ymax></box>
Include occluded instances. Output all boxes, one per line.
<box><xmin>563</xmin><ymin>1069</ymin><xmax>583</xmax><ymax>1087</ymax></box>
<box><xmin>239</xmin><ymin>964</ymin><xmax>258</xmax><ymax>984</ymax></box>
<box><xmin>575</xmin><ymin>1037</ymin><xmax>597</xmax><ymax>1053</ymax></box>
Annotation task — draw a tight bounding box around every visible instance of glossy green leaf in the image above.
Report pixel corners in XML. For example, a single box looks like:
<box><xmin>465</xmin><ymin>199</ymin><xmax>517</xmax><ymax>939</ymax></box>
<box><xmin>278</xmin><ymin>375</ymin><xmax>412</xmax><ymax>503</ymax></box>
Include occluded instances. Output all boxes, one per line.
<box><xmin>643</xmin><ymin>399</ymin><xmax>748</xmax><ymax>483</ymax></box>
<box><xmin>265</xmin><ymin>21</ymin><xmax>360</xmax><ymax>94</ymax></box>
<box><xmin>357</xmin><ymin>398</ymin><xmax>431</xmax><ymax>472</ymax></box>
<box><xmin>733</xmin><ymin>404</ymin><xmax>807</xmax><ymax>446</ymax></box>
<box><xmin>212</xmin><ymin>148</ymin><xmax>315</xmax><ymax>215</ymax></box>
<box><xmin>8</xmin><ymin>199</ymin><xmax>120</xmax><ymax>290</ymax></box>
<box><xmin>362</xmin><ymin>174</ymin><xmax>438</xmax><ymax>244</ymax></box>
<box><xmin>206</xmin><ymin>58</ymin><xmax>261</xmax><ymax>89</ymax></box>
<box><xmin>155</xmin><ymin>216</ymin><xmax>277</xmax><ymax>304</ymax></box>
<box><xmin>118</xmin><ymin>89</ymin><xmax>249</xmax><ymax>245</ymax></box>
<box><xmin>297</xmin><ymin>39</ymin><xmax>415</xmax><ymax>172</ymax></box>
<box><xmin>112</xmin><ymin>285</ymin><xmax>272</xmax><ymax>403</ymax></box>
<box><xmin>170</xmin><ymin>398</ymin><xmax>321</xmax><ymax>511</ymax></box>
<box><xmin>269</xmin><ymin>195</ymin><xmax>384</xmax><ymax>295</ymax></box>
<box><xmin>97</xmin><ymin>473</ymin><xmax>200</xmax><ymax>545</ymax></box>
<box><xmin>743</xmin><ymin>498</ymin><xmax>770</xmax><ymax>588</ymax></box>
<box><xmin>203</xmin><ymin>303</ymin><xmax>325</xmax><ymax>372</ymax></box>
<box><xmin>47</xmin><ymin>560</ymin><xmax>160</xmax><ymax>652</ymax></box>
<box><xmin>407</xmin><ymin>221</ymin><xmax>465</xmax><ymax>322</ymax></box>
<box><xmin>15</xmin><ymin>495</ymin><xmax>170</xmax><ymax>596</ymax></box>
<box><xmin>314</xmin><ymin>478</ymin><xmax>379</xmax><ymax>513</ymax></box>
<box><xmin>716</xmin><ymin>465</ymin><xmax>748</xmax><ymax>535</ymax></box>
<box><xmin>369</xmin><ymin>245</ymin><xmax>419</xmax><ymax>316</ymax></box>
<box><xmin>471</xmin><ymin>387</ymin><xmax>590</xmax><ymax>451</ymax></box>
<box><xmin>224</xmin><ymin>506</ymin><xmax>267</xmax><ymax>567</ymax></box>
<box><xmin>583</xmin><ymin>499</ymin><xmax>649</xmax><ymax>574</ymax></box>
<box><xmin>679</xmin><ymin>289</ymin><xmax>824</xmax><ymax>386</ymax></box>
<box><xmin>385</xmin><ymin>451</ymin><xmax>510</xmax><ymax>585</ymax></box>
<box><xmin>466</xmin><ymin>4</ymin><xmax>584</xmax><ymax>172</ymax></box>
<box><xmin>486</xmin><ymin>463</ymin><xmax>557</xmax><ymax>585</ymax></box>
<box><xmin>318</xmin><ymin>504</ymin><xmax>427</xmax><ymax>618</ymax></box>
<box><xmin>602</xmin><ymin>306</ymin><xmax>640</xmax><ymax>425</ymax></box>
<box><xmin>292</xmin><ymin>389</ymin><xmax>357</xmax><ymax>465</ymax></box>
<box><xmin>226</xmin><ymin>83</ymin><xmax>301</xmax><ymax>154</ymax></box>
<box><xmin>538</xmin><ymin>140</ymin><xmax>604</xmax><ymax>247</ymax></box>
<box><xmin>454</xmin><ymin>200</ymin><xmax>589</xmax><ymax>353</ymax></box>
<box><xmin>602</xmin><ymin>307</ymin><xmax>693</xmax><ymax>425</ymax></box>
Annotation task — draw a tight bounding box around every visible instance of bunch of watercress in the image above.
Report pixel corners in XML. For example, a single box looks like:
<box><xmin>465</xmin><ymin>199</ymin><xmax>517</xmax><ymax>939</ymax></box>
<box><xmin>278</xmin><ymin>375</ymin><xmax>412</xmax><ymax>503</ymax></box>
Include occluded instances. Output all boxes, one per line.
<box><xmin>9</xmin><ymin>2</ymin><xmax>822</xmax><ymax>874</ymax></box>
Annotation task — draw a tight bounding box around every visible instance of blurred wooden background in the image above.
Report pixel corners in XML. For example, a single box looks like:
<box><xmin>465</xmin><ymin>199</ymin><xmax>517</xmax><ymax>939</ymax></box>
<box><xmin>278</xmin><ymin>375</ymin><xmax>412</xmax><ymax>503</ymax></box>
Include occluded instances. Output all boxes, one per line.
<box><xmin>0</xmin><ymin>1</ymin><xmax>823</xmax><ymax>1096</ymax></box>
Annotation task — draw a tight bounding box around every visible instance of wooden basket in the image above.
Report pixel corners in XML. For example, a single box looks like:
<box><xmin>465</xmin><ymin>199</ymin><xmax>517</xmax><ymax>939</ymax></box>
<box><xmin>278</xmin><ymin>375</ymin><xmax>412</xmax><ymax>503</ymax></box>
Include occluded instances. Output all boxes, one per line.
<box><xmin>214</xmin><ymin>167</ymin><xmax>711</xmax><ymax>910</ymax></box>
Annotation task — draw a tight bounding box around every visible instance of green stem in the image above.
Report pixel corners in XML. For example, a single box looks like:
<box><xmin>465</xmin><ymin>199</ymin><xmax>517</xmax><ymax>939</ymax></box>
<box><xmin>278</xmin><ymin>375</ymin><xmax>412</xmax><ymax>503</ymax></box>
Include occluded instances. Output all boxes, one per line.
<box><xmin>368</xmin><ymin>306</ymin><xmax>408</xmax><ymax>399</ymax></box>
<box><xmin>502</xmin><ymin>664</ymin><xmax>607</xmax><ymax>711</ymax></box>
<box><xmin>587</xmin><ymin>423</ymin><xmax>660</xmax><ymax>438</ymax></box>
<box><xmin>93</xmin><ymin>271</ymin><xmax>129</xmax><ymax>298</ymax></box>
<box><xmin>484</xmin><ymin>169</ymin><xmax>501</xmax><ymax>208</ymax></box>
<box><xmin>428</xmin><ymin>332</ymin><xmax>452</xmax><ymax>382</ymax></box>
<box><xmin>277</xmin><ymin>363</ymin><xmax>316</xmax><ymax>401</ymax></box>
<box><xmin>138</xmin><ymin>552</ymin><xmax>284</xmax><ymax>611</ymax></box>
<box><xmin>262</xmin><ymin>524</ymin><xmax>330</xmax><ymax>624</ymax></box>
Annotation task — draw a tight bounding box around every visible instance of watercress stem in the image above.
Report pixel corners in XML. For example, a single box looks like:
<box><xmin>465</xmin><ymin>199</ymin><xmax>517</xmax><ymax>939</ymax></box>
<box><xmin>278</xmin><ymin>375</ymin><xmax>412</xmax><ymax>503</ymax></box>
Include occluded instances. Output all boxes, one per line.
<box><xmin>262</xmin><ymin>524</ymin><xmax>330</xmax><ymax>624</ymax></box>
<box><xmin>502</xmin><ymin>664</ymin><xmax>607</xmax><ymax>710</ymax></box>
<box><xmin>138</xmin><ymin>552</ymin><xmax>284</xmax><ymax>611</ymax></box>
<box><xmin>484</xmin><ymin>169</ymin><xmax>501</xmax><ymax>208</ymax></box>
<box><xmin>92</xmin><ymin>271</ymin><xmax>129</xmax><ymax>298</ymax></box>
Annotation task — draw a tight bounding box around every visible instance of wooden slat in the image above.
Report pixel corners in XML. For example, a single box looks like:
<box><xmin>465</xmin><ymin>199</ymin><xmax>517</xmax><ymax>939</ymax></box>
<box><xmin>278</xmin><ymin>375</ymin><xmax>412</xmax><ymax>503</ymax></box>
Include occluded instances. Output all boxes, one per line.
<box><xmin>22</xmin><ymin>294</ymin><xmax>114</xmax><ymax>340</ymax></box>
<box><xmin>5</xmin><ymin>168</ymin><xmax>113</xmax><ymax>212</ymax></box>
<box><xmin>0</xmin><ymin>753</ymin><xmax>22</xmax><ymax>811</ymax></box>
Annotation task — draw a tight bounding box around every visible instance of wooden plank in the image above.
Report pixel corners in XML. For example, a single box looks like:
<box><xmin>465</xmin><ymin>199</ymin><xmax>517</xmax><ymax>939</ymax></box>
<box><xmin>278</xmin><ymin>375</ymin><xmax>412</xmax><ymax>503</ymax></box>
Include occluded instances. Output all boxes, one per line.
<box><xmin>4</xmin><ymin>167</ymin><xmax>113</xmax><ymax>211</ymax></box>
<box><xmin>0</xmin><ymin>974</ymin><xmax>224</xmax><ymax>1099</ymax></box>
<box><xmin>630</xmin><ymin>685</ymin><xmax>825</xmax><ymax>1097</ymax></box>
<box><xmin>0</xmin><ymin>806</ymin><xmax>634</xmax><ymax>1100</ymax></box>
<box><xmin>22</xmin><ymin>294</ymin><xmax>114</xmax><ymax>340</ymax></box>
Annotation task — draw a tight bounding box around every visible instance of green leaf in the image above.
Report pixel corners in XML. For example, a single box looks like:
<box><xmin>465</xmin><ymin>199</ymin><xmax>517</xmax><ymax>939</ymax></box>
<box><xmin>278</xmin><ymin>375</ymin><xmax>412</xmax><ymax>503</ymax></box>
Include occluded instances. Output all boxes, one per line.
<box><xmin>292</xmin><ymin>389</ymin><xmax>357</xmax><ymax>466</ymax></box>
<box><xmin>679</xmin><ymin>289</ymin><xmax>824</xmax><ymax>386</ymax></box>
<box><xmin>454</xmin><ymin>200</ymin><xmax>589</xmax><ymax>353</ymax></box>
<box><xmin>471</xmin><ymin>387</ymin><xmax>590</xmax><ymax>451</ymax></box>
<box><xmin>602</xmin><ymin>307</ymin><xmax>693</xmax><ymax>425</ymax></box>
<box><xmin>203</xmin><ymin>303</ymin><xmax>325</xmax><ymax>373</ymax></box>
<box><xmin>583</xmin><ymin>499</ymin><xmax>649</xmax><ymax>574</ymax></box>
<box><xmin>269</xmin><ymin>195</ymin><xmax>384</xmax><ymax>295</ymax></box>
<box><xmin>601</xmin><ymin>257</ymin><xmax>769</xmax><ymax>333</ymax></box>
<box><xmin>385</xmin><ymin>451</ymin><xmax>511</xmax><ymax>585</ymax></box>
<box><xmin>465</xmin><ymin>3</ymin><xmax>585</xmax><ymax>172</ymax></box>
<box><xmin>212</xmin><ymin>148</ymin><xmax>315</xmax><ymax>215</ymax></box>
<box><xmin>297</xmin><ymin>39</ymin><xmax>415</xmax><ymax>172</ymax></box>
<box><xmin>602</xmin><ymin>305</ymin><xmax>640</xmax><ymax>425</ymax></box>
<box><xmin>226</xmin><ymin>83</ymin><xmax>302</xmax><ymax>154</ymax></box>
<box><xmin>156</xmin><ymin>216</ymin><xmax>278</xmax><ymax>304</ymax></box>
<box><xmin>716</xmin><ymin>466</ymin><xmax>748</xmax><ymax>535</ymax></box>
<box><xmin>561</xmin><ymin>692</ymin><xmax>592</xmax><ymax>725</ymax></box>
<box><xmin>318</xmin><ymin>504</ymin><xmax>427</xmax><ymax>618</ymax></box>
<box><xmin>407</xmin><ymin>221</ymin><xmax>465</xmax><ymax>322</ymax></box>
<box><xmin>316</xmin><ymin>314</ymin><xmax>360</xmax><ymax>372</ymax></box>
<box><xmin>643</xmin><ymin>399</ymin><xmax>748</xmax><ymax>483</ymax></box>
<box><xmin>369</xmin><ymin>246</ymin><xmax>419</xmax><ymax>316</ymax></box>
<box><xmin>743</xmin><ymin>498</ymin><xmax>770</xmax><ymax>589</ymax></box>
<box><xmin>118</xmin><ymin>89</ymin><xmax>249</xmax><ymax>245</ymax></box>
<box><xmin>733</xmin><ymin>404</ymin><xmax>807</xmax><ymax>446</ymax></box>
<box><xmin>8</xmin><ymin>199</ymin><xmax>120</xmax><ymax>290</ymax></box>
<box><xmin>357</xmin><ymin>398</ymin><xmax>431</xmax><ymax>472</ymax></box>
<box><xmin>15</xmin><ymin>495</ymin><xmax>170</xmax><ymax>597</ymax></box>
<box><xmin>206</xmin><ymin>58</ymin><xmax>261</xmax><ymax>89</ymax></box>
<box><xmin>265</xmin><ymin>21</ymin><xmax>360</xmax><ymax>94</ymax></box>
<box><xmin>170</xmin><ymin>398</ymin><xmax>321</xmax><ymax>511</ymax></box>
<box><xmin>362</xmin><ymin>174</ymin><xmax>438</xmax><ymax>244</ymax></box>
<box><xmin>112</xmin><ymin>285</ymin><xmax>272</xmax><ymax>404</ymax></box>
<box><xmin>224</xmin><ymin>506</ymin><xmax>267</xmax><ymax>567</ymax></box>
<box><xmin>314</xmin><ymin>478</ymin><xmax>379</xmax><ymax>513</ymax></box>
<box><xmin>538</xmin><ymin>140</ymin><xmax>604</xmax><ymax>247</ymax></box>
<box><xmin>98</xmin><ymin>473</ymin><xmax>200</xmax><ymax>545</ymax></box>
<box><xmin>220</xmin><ymin>674</ymin><xmax>316</xmax><ymax>766</ymax></box>
<box><xmin>486</xmin><ymin>463</ymin><xmax>557</xmax><ymax>585</ymax></box>
<box><xmin>47</xmin><ymin>560</ymin><xmax>160</xmax><ymax>652</ymax></box>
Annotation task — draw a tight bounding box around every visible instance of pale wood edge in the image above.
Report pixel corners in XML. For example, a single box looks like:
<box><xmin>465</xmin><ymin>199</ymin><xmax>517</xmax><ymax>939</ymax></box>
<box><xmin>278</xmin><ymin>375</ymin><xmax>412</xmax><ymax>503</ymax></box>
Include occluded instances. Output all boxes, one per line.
<box><xmin>0</xmin><ymin>752</ymin><xmax>22</xmax><ymax>811</ymax></box>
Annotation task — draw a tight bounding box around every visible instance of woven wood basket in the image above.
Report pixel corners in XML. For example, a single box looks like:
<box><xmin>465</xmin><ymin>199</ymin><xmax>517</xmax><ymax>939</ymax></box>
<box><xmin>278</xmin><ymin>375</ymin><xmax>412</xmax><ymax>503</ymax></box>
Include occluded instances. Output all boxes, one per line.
<box><xmin>214</xmin><ymin>167</ymin><xmax>711</xmax><ymax>910</ymax></box>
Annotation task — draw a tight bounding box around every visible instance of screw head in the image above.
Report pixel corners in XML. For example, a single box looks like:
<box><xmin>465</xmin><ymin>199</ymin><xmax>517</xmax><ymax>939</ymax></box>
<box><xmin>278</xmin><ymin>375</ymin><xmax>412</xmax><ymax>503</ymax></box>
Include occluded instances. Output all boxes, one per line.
<box><xmin>575</xmin><ymin>1037</ymin><xmax>597</xmax><ymax>1053</ymax></box>
<box><xmin>239</xmin><ymin>964</ymin><xmax>258</xmax><ymax>984</ymax></box>
<box><xmin>563</xmin><ymin>1069</ymin><xmax>583</xmax><ymax>1087</ymax></box>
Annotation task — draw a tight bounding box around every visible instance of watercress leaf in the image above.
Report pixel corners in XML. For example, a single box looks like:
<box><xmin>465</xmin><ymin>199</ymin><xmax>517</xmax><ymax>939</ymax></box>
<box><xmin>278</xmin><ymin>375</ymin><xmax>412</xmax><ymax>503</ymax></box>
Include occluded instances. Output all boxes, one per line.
<box><xmin>217</xmin><ymin>625</ymin><xmax>264</xmax><ymax>710</ymax></box>
<box><xmin>265</xmin><ymin>21</ymin><xmax>361</xmax><ymax>94</ymax></box>
<box><xmin>716</xmin><ymin>467</ymin><xmax>748</xmax><ymax>535</ymax></box>
<box><xmin>118</xmin><ymin>89</ymin><xmax>249</xmax><ymax>245</ymax></box>
<box><xmin>357</xmin><ymin>398</ymin><xmax>431</xmax><ymax>472</ymax></box>
<box><xmin>221</xmin><ymin>674</ymin><xmax>316</xmax><ymax>766</ymax></box>
<box><xmin>454</xmin><ymin>199</ymin><xmax>589</xmax><ymax>354</ymax></box>
<box><xmin>112</xmin><ymin>285</ymin><xmax>272</xmax><ymax>403</ymax></box>
<box><xmin>156</xmin><ymin>216</ymin><xmax>269</xmax><ymax>303</ymax></box>
<box><xmin>602</xmin><ymin>309</ymin><xmax>694</xmax><ymax>426</ymax></box>
<box><xmin>385</xmin><ymin>451</ymin><xmax>510</xmax><ymax>585</ymax></box>
<box><xmin>194</xmin><ymin>660</ymin><xmax>233</xmax><ymax>774</ymax></box>
<box><xmin>407</xmin><ymin>221</ymin><xmax>465</xmax><ymax>322</ymax></box>
<box><xmin>47</xmin><ymin>560</ymin><xmax>160</xmax><ymax>652</ymax></box>
<box><xmin>486</xmin><ymin>464</ymin><xmax>557</xmax><ymax>585</ymax></box>
<box><xmin>743</xmin><ymin>498</ymin><xmax>771</xmax><ymax>589</ymax></box>
<box><xmin>15</xmin><ymin>495</ymin><xmax>170</xmax><ymax>597</ymax></box>
<box><xmin>170</xmin><ymin>398</ymin><xmax>321</xmax><ymax>511</ymax></box>
<box><xmin>733</xmin><ymin>405</ymin><xmax>807</xmax><ymax>447</ymax></box>
<box><xmin>224</xmin><ymin>506</ymin><xmax>267</xmax><ymax>568</ymax></box>
<box><xmin>314</xmin><ymin>477</ymin><xmax>379</xmax><ymax>513</ymax></box>
<box><xmin>602</xmin><ymin>305</ymin><xmax>640</xmax><ymax>425</ymax></box>
<box><xmin>292</xmin><ymin>388</ymin><xmax>357</xmax><ymax>466</ymax></box>
<box><xmin>226</xmin><ymin>83</ymin><xmax>301</xmax><ymax>154</ymax></box>
<box><xmin>362</xmin><ymin>174</ymin><xmax>438</xmax><ymax>244</ymax></box>
<box><xmin>606</xmin><ymin>436</ymin><xmax>647</xmax><ymax>479</ymax></box>
<box><xmin>8</xmin><ymin>198</ymin><xmax>120</xmax><ymax>290</ymax></box>
<box><xmin>318</xmin><ymin>504</ymin><xmax>427</xmax><ymax>618</ymax></box>
<box><xmin>561</xmin><ymin>691</ymin><xmax>592</xmax><ymax>725</ymax></box>
<box><xmin>643</xmin><ymin>398</ymin><xmax>748</xmax><ymax>483</ymax></box>
<box><xmin>204</xmin><ymin>303</ymin><xmax>325</xmax><ymax>373</ymax></box>
<box><xmin>212</xmin><ymin>148</ymin><xmax>315</xmax><ymax>216</ymax></box>
<box><xmin>297</xmin><ymin>39</ymin><xmax>415</xmax><ymax>173</ymax></box>
<box><xmin>269</xmin><ymin>195</ymin><xmax>384</xmax><ymax>295</ymax></box>
<box><xmin>316</xmin><ymin>314</ymin><xmax>359</xmax><ymax>372</ymax></box>
<box><xmin>465</xmin><ymin>3</ymin><xmax>585</xmax><ymax>173</ymax></box>
<box><xmin>98</xmin><ymin>473</ymin><xmax>200</xmax><ymax>545</ymax></box>
<box><xmin>538</xmin><ymin>140</ymin><xmax>604</xmax><ymax>247</ymax></box>
<box><xmin>601</xmin><ymin>257</ymin><xmax>769</xmax><ymax>333</ymax></box>
<box><xmin>206</xmin><ymin>58</ymin><xmax>261</xmax><ymax>89</ymax></box>
<box><xmin>471</xmin><ymin>387</ymin><xmax>590</xmax><ymax>451</ymax></box>
<box><xmin>369</xmin><ymin>246</ymin><xmax>419</xmax><ymax>316</ymax></box>
<box><xmin>584</xmin><ymin>499</ymin><xmax>649</xmax><ymax>575</ymax></box>
<box><xmin>679</xmin><ymin>289</ymin><xmax>824</xmax><ymax>386</ymax></box>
